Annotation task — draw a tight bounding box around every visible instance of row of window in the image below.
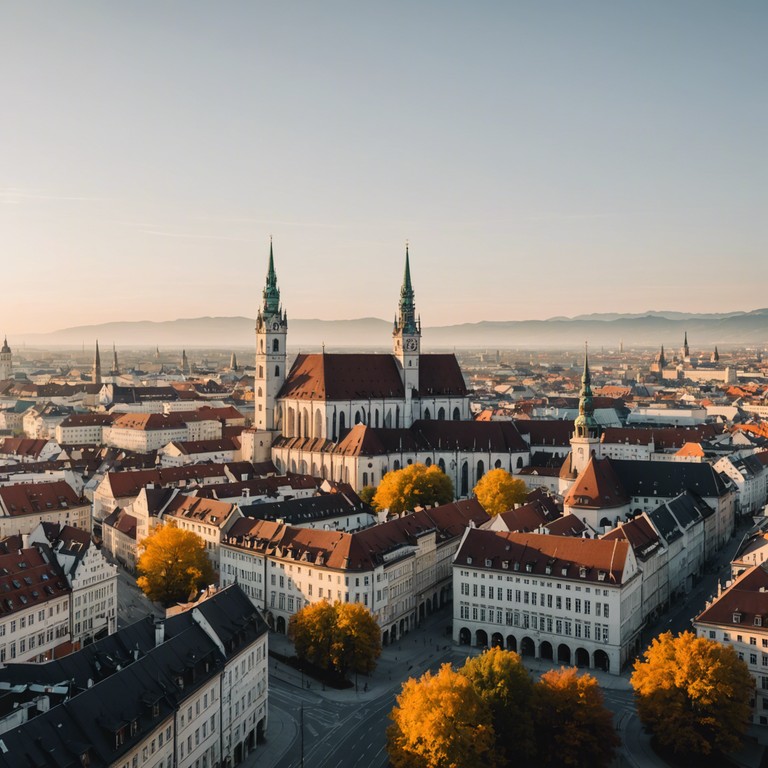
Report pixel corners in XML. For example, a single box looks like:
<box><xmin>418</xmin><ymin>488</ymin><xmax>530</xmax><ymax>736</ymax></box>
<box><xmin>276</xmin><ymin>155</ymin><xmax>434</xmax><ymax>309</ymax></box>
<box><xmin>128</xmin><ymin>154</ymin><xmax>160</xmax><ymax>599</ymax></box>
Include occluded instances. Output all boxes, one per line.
<box><xmin>459</xmin><ymin>583</ymin><xmax>610</xmax><ymax>617</ymax></box>
<box><xmin>459</xmin><ymin>603</ymin><xmax>610</xmax><ymax>642</ymax></box>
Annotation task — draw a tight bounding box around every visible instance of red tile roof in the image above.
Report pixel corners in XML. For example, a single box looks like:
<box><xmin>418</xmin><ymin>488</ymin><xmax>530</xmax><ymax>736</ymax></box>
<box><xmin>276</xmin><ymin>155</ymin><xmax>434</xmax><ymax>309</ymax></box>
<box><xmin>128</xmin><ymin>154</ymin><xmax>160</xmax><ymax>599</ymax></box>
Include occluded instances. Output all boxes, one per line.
<box><xmin>543</xmin><ymin>514</ymin><xmax>587</xmax><ymax>537</ymax></box>
<box><xmin>601</xmin><ymin>516</ymin><xmax>662</xmax><ymax>560</ymax></box>
<box><xmin>456</xmin><ymin>528</ymin><xmax>630</xmax><ymax>584</ymax></box>
<box><xmin>0</xmin><ymin>438</ymin><xmax>52</xmax><ymax>459</ymax></box>
<box><xmin>0</xmin><ymin>481</ymin><xmax>86</xmax><ymax>517</ymax></box>
<box><xmin>696</xmin><ymin>563</ymin><xmax>768</xmax><ymax>628</ymax></box>
<box><xmin>278</xmin><ymin>353</ymin><xmax>467</xmax><ymax>401</ymax></box>
<box><xmin>164</xmin><ymin>495</ymin><xmax>237</xmax><ymax>528</ymax></box>
<box><xmin>225</xmin><ymin>499</ymin><xmax>488</xmax><ymax>572</ymax></box>
<box><xmin>0</xmin><ymin>548</ymin><xmax>70</xmax><ymax>618</ymax></box>
<box><xmin>110</xmin><ymin>413</ymin><xmax>186</xmax><ymax>431</ymax></box>
<box><xmin>563</xmin><ymin>457</ymin><xmax>629</xmax><ymax>510</ymax></box>
<box><xmin>104</xmin><ymin>465</ymin><xmax>231</xmax><ymax>498</ymax></box>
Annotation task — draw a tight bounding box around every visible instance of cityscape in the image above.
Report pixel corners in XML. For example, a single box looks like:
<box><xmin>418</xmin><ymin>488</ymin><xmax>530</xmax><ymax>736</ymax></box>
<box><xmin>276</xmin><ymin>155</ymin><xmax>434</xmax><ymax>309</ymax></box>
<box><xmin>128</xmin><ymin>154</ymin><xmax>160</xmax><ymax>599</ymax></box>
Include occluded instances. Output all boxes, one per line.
<box><xmin>2</xmin><ymin>3</ymin><xmax>767</xmax><ymax>768</ymax></box>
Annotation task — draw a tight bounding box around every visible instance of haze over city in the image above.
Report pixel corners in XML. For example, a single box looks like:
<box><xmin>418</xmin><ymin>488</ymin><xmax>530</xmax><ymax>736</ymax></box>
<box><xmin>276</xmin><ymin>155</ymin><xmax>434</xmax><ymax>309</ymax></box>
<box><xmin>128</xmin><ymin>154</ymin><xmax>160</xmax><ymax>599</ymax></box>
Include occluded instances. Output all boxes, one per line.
<box><xmin>2</xmin><ymin>1</ymin><xmax>767</xmax><ymax>335</ymax></box>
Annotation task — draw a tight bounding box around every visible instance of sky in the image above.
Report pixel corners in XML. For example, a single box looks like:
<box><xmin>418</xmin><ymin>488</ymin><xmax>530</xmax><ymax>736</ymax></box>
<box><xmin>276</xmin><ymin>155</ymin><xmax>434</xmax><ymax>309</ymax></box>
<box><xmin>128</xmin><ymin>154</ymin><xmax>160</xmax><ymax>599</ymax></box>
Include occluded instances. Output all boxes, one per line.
<box><xmin>1</xmin><ymin>1</ymin><xmax>766</xmax><ymax>334</ymax></box>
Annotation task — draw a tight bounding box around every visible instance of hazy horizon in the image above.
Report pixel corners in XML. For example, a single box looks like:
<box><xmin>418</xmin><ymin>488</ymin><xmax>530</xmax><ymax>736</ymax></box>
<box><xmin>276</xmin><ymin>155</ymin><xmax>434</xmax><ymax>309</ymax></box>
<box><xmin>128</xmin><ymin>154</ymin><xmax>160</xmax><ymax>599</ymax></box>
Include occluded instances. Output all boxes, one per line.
<box><xmin>2</xmin><ymin>2</ymin><xmax>766</xmax><ymax>334</ymax></box>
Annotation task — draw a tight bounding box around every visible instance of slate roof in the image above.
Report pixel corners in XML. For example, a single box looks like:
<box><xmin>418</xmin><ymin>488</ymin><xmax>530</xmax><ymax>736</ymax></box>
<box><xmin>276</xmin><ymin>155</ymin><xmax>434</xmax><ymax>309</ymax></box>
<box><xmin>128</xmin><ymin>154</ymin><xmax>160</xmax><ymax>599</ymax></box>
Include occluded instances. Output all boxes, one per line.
<box><xmin>103</xmin><ymin>464</ymin><xmax>232</xmax><ymax>498</ymax></box>
<box><xmin>514</xmin><ymin>419</ymin><xmax>572</xmax><ymax>447</ymax></box>
<box><xmin>610</xmin><ymin>459</ymin><xmax>729</xmax><ymax>499</ymax></box>
<box><xmin>0</xmin><ymin>585</ymin><xmax>267</xmax><ymax>768</ymax></box>
<box><xmin>240</xmin><ymin>494</ymin><xmax>373</xmax><ymax>526</ymax></box>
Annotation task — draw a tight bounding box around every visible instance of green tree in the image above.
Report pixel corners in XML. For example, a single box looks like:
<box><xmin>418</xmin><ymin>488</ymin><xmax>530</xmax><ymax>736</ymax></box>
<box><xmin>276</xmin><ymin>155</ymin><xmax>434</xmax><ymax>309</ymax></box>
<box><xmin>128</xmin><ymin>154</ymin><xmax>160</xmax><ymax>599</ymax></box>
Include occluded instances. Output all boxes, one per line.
<box><xmin>459</xmin><ymin>647</ymin><xmax>535</xmax><ymax>765</ymax></box>
<box><xmin>472</xmin><ymin>468</ymin><xmax>528</xmax><ymax>516</ymax></box>
<box><xmin>631</xmin><ymin>631</ymin><xmax>753</xmax><ymax>757</ymax></box>
<box><xmin>531</xmin><ymin>667</ymin><xmax>619</xmax><ymax>768</ymax></box>
<box><xmin>358</xmin><ymin>485</ymin><xmax>376</xmax><ymax>506</ymax></box>
<box><xmin>136</xmin><ymin>524</ymin><xmax>214</xmax><ymax>607</ymax></box>
<box><xmin>373</xmin><ymin>463</ymin><xmax>454</xmax><ymax>515</ymax></box>
<box><xmin>387</xmin><ymin>663</ymin><xmax>496</xmax><ymax>768</ymax></box>
<box><xmin>289</xmin><ymin>600</ymin><xmax>382</xmax><ymax>677</ymax></box>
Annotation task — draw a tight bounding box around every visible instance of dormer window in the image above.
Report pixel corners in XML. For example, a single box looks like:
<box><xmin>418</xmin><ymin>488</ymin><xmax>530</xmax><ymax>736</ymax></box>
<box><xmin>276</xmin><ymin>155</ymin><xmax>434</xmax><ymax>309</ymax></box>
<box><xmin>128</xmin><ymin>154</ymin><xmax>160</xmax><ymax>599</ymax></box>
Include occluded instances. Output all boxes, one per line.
<box><xmin>579</xmin><ymin>566</ymin><xmax>587</xmax><ymax>579</ymax></box>
<box><xmin>502</xmin><ymin>560</ymin><xmax>509</xmax><ymax>570</ymax></box>
<box><xmin>561</xmin><ymin>566</ymin><xmax>568</xmax><ymax>576</ymax></box>
<box><xmin>525</xmin><ymin>562</ymin><xmax>533</xmax><ymax>573</ymax></box>
<box><xmin>485</xmin><ymin>558</ymin><xmax>492</xmax><ymax>567</ymax></box>
<box><xmin>733</xmin><ymin>612</ymin><xmax>742</xmax><ymax>624</ymax></box>
<box><xmin>545</xmin><ymin>565</ymin><xmax>552</xmax><ymax>575</ymax></box>
<box><xmin>755</xmin><ymin>616</ymin><xmax>762</xmax><ymax>627</ymax></box>
<box><xmin>513</xmin><ymin>562</ymin><xmax>520</xmax><ymax>571</ymax></box>
<box><xmin>152</xmin><ymin>702</ymin><xmax>160</xmax><ymax>717</ymax></box>
<box><xmin>130</xmin><ymin>720</ymin><xmax>138</xmax><ymax>737</ymax></box>
<box><xmin>597</xmin><ymin>571</ymin><xmax>606</xmax><ymax>582</ymax></box>
<box><xmin>466</xmin><ymin>556</ymin><xmax>472</xmax><ymax>565</ymax></box>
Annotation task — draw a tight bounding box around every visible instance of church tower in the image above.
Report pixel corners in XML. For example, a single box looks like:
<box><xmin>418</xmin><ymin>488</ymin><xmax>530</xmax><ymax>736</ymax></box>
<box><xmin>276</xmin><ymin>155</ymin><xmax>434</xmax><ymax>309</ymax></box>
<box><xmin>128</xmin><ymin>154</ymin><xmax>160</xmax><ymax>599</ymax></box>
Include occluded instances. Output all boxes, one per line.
<box><xmin>0</xmin><ymin>337</ymin><xmax>12</xmax><ymax>381</ymax></box>
<box><xmin>255</xmin><ymin>240</ymin><xmax>287</xmax><ymax>432</ymax></box>
<box><xmin>570</xmin><ymin>344</ymin><xmax>600</xmax><ymax>475</ymax></box>
<box><xmin>682</xmin><ymin>331</ymin><xmax>690</xmax><ymax>361</ymax></box>
<box><xmin>111</xmin><ymin>344</ymin><xmax>120</xmax><ymax>376</ymax></box>
<box><xmin>93</xmin><ymin>341</ymin><xmax>102</xmax><ymax>386</ymax></box>
<box><xmin>393</xmin><ymin>244</ymin><xmax>421</xmax><ymax>410</ymax></box>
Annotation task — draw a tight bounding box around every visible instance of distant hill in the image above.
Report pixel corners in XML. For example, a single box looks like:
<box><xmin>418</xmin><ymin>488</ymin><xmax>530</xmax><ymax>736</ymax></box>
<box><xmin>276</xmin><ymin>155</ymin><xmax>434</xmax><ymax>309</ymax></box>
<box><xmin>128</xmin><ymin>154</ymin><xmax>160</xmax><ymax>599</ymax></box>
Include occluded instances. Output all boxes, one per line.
<box><xmin>15</xmin><ymin>309</ymin><xmax>768</xmax><ymax>349</ymax></box>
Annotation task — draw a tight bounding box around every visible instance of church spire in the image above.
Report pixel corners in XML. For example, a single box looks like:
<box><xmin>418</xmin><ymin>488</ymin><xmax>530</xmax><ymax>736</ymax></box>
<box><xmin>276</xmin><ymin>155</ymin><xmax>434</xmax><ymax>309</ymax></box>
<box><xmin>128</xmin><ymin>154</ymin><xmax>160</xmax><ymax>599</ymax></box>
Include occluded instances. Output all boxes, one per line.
<box><xmin>262</xmin><ymin>238</ymin><xmax>281</xmax><ymax>316</ymax></box>
<box><xmin>683</xmin><ymin>331</ymin><xmax>689</xmax><ymax>359</ymax></box>
<box><xmin>112</xmin><ymin>343</ymin><xmax>119</xmax><ymax>375</ymax></box>
<box><xmin>395</xmin><ymin>243</ymin><xmax>418</xmax><ymax>335</ymax></box>
<box><xmin>574</xmin><ymin>343</ymin><xmax>598</xmax><ymax>439</ymax></box>
<box><xmin>93</xmin><ymin>340</ymin><xmax>102</xmax><ymax>385</ymax></box>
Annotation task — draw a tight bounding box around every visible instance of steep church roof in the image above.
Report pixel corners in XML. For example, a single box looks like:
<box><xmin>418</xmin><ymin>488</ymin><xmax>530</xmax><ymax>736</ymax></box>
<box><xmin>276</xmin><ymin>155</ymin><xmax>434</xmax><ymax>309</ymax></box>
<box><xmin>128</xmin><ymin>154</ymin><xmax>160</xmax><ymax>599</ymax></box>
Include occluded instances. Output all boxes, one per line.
<box><xmin>563</xmin><ymin>456</ymin><xmax>629</xmax><ymax>510</ymax></box>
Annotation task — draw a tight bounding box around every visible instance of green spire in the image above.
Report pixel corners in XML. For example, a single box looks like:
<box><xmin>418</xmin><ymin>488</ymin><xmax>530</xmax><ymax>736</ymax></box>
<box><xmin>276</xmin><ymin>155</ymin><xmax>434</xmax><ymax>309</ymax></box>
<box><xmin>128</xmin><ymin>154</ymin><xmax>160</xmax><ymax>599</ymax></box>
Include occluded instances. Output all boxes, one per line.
<box><xmin>263</xmin><ymin>238</ymin><xmax>281</xmax><ymax>315</ymax></box>
<box><xmin>574</xmin><ymin>343</ymin><xmax>598</xmax><ymax>438</ymax></box>
<box><xmin>396</xmin><ymin>243</ymin><xmax>418</xmax><ymax>335</ymax></box>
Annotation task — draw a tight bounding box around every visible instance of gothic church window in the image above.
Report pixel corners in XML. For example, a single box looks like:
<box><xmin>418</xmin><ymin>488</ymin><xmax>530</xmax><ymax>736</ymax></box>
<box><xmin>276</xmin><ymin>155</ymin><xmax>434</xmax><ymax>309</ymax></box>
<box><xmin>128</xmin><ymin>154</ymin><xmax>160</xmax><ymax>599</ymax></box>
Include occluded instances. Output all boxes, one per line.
<box><xmin>273</xmin><ymin>339</ymin><xmax>279</xmax><ymax>352</ymax></box>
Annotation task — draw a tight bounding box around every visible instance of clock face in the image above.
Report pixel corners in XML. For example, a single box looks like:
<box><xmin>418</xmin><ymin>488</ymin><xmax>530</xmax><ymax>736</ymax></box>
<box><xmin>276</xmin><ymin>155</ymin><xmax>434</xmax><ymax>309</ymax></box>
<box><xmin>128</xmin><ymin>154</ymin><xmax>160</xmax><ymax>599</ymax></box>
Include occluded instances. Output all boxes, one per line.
<box><xmin>405</xmin><ymin>338</ymin><xmax>418</xmax><ymax>351</ymax></box>
<box><xmin>271</xmin><ymin>322</ymin><xmax>280</xmax><ymax>331</ymax></box>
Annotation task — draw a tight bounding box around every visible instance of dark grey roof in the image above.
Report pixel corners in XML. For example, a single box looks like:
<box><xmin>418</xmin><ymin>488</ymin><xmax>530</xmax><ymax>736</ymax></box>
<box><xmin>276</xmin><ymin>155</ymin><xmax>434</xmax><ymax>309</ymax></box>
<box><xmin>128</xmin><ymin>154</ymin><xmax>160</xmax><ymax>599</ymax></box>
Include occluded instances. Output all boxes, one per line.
<box><xmin>611</xmin><ymin>459</ymin><xmax>730</xmax><ymax>500</ymax></box>
<box><xmin>647</xmin><ymin>504</ymin><xmax>684</xmax><ymax>545</ymax></box>
<box><xmin>0</xmin><ymin>585</ymin><xmax>266</xmax><ymax>768</ymax></box>
<box><xmin>241</xmin><ymin>494</ymin><xmax>372</xmax><ymax>525</ymax></box>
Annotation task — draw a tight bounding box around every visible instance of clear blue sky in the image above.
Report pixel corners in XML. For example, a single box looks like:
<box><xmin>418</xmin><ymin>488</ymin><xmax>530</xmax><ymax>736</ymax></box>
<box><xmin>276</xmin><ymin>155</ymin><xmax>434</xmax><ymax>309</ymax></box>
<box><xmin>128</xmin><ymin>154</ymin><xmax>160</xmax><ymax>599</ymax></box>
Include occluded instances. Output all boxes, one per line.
<box><xmin>1</xmin><ymin>1</ymin><xmax>766</xmax><ymax>333</ymax></box>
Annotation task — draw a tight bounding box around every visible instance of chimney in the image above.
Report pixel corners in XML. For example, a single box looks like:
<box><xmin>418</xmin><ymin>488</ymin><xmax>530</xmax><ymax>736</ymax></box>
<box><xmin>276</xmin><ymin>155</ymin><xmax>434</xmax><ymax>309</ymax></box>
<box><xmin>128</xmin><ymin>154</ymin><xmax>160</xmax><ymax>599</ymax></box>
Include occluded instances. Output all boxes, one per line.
<box><xmin>154</xmin><ymin>619</ymin><xmax>165</xmax><ymax>647</ymax></box>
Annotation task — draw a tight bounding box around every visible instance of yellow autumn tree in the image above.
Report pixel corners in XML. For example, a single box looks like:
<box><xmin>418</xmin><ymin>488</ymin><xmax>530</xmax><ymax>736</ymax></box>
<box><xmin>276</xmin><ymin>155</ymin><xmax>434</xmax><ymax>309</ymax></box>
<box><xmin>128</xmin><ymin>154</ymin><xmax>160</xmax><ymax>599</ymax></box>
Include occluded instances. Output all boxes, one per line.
<box><xmin>459</xmin><ymin>648</ymin><xmax>536</xmax><ymax>765</ymax></box>
<box><xmin>136</xmin><ymin>524</ymin><xmax>214</xmax><ymax>607</ymax></box>
<box><xmin>373</xmin><ymin>463</ymin><xmax>454</xmax><ymax>515</ymax></box>
<box><xmin>289</xmin><ymin>600</ymin><xmax>381</xmax><ymax>677</ymax></box>
<box><xmin>631</xmin><ymin>631</ymin><xmax>753</xmax><ymax>757</ymax></box>
<box><xmin>531</xmin><ymin>667</ymin><xmax>618</xmax><ymax>768</ymax></box>
<box><xmin>472</xmin><ymin>468</ymin><xmax>528</xmax><ymax>516</ymax></box>
<box><xmin>387</xmin><ymin>663</ymin><xmax>496</xmax><ymax>768</ymax></box>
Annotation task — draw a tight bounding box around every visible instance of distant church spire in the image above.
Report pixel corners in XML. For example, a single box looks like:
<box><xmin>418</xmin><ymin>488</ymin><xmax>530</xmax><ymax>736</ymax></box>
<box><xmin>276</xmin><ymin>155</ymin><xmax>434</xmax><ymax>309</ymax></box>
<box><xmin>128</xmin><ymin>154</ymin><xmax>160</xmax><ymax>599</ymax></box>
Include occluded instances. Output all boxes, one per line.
<box><xmin>394</xmin><ymin>243</ymin><xmax>419</xmax><ymax>335</ymax></box>
<box><xmin>659</xmin><ymin>344</ymin><xmax>666</xmax><ymax>369</ymax></box>
<box><xmin>112</xmin><ymin>343</ymin><xmax>119</xmax><ymax>375</ymax></box>
<box><xmin>181</xmin><ymin>349</ymin><xmax>190</xmax><ymax>375</ymax></box>
<box><xmin>683</xmin><ymin>331</ymin><xmax>690</xmax><ymax>359</ymax></box>
<box><xmin>574</xmin><ymin>343</ymin><xmax>598</xmax><ymax>439</ymax></box>
<box><xmin>93</xmin><ymin>340</ymin><xmax>102</xmax><ymax>385</ymax></box>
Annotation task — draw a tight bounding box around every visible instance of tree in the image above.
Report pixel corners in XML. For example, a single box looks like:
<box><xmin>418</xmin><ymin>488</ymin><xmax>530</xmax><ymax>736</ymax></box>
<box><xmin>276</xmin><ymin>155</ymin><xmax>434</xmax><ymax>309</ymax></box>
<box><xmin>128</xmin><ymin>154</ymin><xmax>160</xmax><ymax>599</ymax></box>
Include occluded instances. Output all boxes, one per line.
<box><xmin>459</xmin><ymin>648</ymin><xmax>536</xmax><ymax>765</ymax></box>
<box><xmin>358</xmin><ymin>485</ymin><xmax>377</xmax><ymax>506</ymax></box>
<box><xmin>289</xmin><ymin>600</ymin><xmax>382</xmax><ymax>677</ymax></box>
<box><xmin>472</xmin><ymin>468</ymin><xmax>528</xmax><ymax>516</ymax></box>
<box><xmin>136</xmin><ymin>524</ymin><xmax>214</xmax><ymax>607</ymax></box>
<box><xmin>387</xmin><ymin>663</ymin><xmax>496</xmax><ymax>768</ymax></box>
<box><xmin>530</xmin><ymin>667</ymin><xmax>619</xmax><ymax>768</ymax></box>
<box><xmin>631</xmin><ymin>631</ymin><xmax>753</xmax><ymax>757</ymax></box>
<box><xmin>373</xmin><ymin>463</ymin><xmax>454</xmax><ymax>515</ymax></box>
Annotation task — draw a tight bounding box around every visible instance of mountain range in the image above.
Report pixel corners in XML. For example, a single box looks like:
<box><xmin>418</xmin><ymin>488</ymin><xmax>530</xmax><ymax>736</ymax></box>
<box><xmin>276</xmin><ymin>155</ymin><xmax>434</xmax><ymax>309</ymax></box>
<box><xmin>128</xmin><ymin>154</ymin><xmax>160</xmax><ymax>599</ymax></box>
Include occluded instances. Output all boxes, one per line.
<box><xmin>13</xmin><ymin>309</ymin><xmax>768</xmax><ymax>349</ymax></box>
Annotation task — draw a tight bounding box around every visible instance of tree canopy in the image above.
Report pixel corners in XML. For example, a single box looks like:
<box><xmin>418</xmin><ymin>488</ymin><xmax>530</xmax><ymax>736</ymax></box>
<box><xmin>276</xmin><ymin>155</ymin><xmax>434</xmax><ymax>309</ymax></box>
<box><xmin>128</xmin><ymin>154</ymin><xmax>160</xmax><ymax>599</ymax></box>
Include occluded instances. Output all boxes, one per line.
<box><xmin>472</xmin><ymin>468</ymin><xmax>528</xmax><ymax>516</ymax></box>
<box><xmin>372</xmin><ymin>463</ymin><xmax>454</xmax><ymax>515</ymax></box>
<box><xmin>289</xmin><ymin>600</ymin><xmax>381</xmax><ymax>677</ymax></box>
<box><xmin>459</xmin><ymin>647</ymin><xmax>535</xmax><ymax>765</ymax></box>
<box><xmin>531</xmin><ymin>666</ymin><xmax>619</xmax><ymax>768</ymax></box>
<box><xmin>388</xmin><ymin>649</ymin><xmax>616</xmax><ymax>768</ymax></box>
<box><xmin>387</xmin><ymin>663</ymin><xmax>496</xmax><ymax>768</ymax></box>
<box><xmin>631</xmin><ymin>631</ymin><xmax>753</xmax><ymax>757</ymax></box>
<box><xmin>136</xmin><ymin>524</ymin><xmax>214</xmax><ymax>607</ymax></box>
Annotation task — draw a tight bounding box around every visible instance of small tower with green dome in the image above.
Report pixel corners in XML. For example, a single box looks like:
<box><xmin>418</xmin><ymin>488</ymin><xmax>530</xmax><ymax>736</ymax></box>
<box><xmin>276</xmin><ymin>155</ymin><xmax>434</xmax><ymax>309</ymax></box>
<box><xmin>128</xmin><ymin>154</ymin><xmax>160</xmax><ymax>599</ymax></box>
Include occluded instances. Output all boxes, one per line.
<box><xmin>570</xmin><ymin>343</ymin><xmax>601</xmax><ymax>474</ymax></box>
<box><xmin>255</xmin><ymin>239</ymin><xmax>287</xmax><ymax>432</ymax></box>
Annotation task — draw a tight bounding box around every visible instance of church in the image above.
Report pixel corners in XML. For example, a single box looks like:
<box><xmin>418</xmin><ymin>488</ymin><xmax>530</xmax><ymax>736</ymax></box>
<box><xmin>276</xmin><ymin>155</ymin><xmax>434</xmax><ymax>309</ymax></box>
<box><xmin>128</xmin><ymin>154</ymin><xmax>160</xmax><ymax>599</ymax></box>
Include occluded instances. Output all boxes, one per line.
<box><xmin>255</xmin><ymin>245</ymin><xmax>530</xmax><ymax>493</ymax></box>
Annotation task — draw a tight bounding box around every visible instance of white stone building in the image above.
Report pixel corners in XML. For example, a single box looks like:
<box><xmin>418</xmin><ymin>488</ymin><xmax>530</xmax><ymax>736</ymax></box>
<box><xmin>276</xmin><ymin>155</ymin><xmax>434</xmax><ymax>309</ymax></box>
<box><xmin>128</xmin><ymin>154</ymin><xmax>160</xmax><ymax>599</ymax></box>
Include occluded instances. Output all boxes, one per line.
<box><xmin>453</xmin><ymin>528</ymin><xmax>643</xmax><ymax>674</ymax></box>
<box><xmin>0</xmin><ymin>480</ymin><xmax>91</xmax><ymax>537</ymax></box>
